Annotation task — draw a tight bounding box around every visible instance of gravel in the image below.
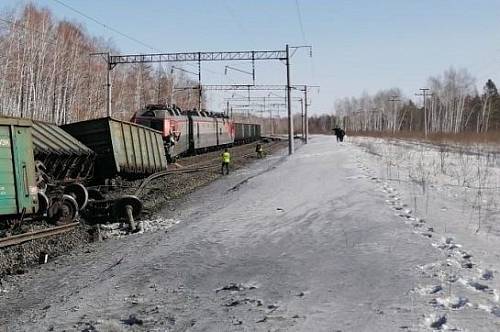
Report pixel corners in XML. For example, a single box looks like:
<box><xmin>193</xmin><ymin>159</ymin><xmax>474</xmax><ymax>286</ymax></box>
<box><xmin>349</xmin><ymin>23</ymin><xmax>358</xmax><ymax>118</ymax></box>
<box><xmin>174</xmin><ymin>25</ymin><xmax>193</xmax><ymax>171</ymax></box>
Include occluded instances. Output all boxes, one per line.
<box><xmin>0</xmin><ymin>140</ymin><xmax>287</xmax><ymax>279</ymax></box>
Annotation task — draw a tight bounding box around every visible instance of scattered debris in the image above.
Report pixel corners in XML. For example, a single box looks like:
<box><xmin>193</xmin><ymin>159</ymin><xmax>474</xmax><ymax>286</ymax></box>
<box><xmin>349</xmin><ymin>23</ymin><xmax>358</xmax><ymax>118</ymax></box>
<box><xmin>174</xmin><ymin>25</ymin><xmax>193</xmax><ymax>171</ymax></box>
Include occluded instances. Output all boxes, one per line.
<box><xmin>101</xmin><ymin>257</ymin><xmax>124</xmax><ymax>273</ymax></box>
<box><xmin>38</xmin><ymin>252</ymin><xmax>49</xmax><ymax>264</ymax></box>
<box><xmin>121</xmin><ymin>314</ymin><xmax>143</xmax><ymax>326</ymax></box>
<box><xmin>426</xmin><ymin>314</ymin><xmax>447</xmax><ymax>329</ymax></box>
<box><xmin>215</xmin><ymin>282</ymin><xmax>258</xmax><ymax>293</ymax></box>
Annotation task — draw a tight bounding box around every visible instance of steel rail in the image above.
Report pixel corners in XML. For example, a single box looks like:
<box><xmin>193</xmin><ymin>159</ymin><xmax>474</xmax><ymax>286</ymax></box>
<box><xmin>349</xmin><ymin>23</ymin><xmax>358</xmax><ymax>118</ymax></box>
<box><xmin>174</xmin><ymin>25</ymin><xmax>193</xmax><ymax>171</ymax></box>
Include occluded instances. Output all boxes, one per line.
<box><xmin>135</xmin><ymin>141</ymin><xmax>281</xmax><ymax>197</ymax></box>
<box><xmin>0</xmin><ymin>222</ymin><xmax>79</xmax><ymax>249</ymax></box>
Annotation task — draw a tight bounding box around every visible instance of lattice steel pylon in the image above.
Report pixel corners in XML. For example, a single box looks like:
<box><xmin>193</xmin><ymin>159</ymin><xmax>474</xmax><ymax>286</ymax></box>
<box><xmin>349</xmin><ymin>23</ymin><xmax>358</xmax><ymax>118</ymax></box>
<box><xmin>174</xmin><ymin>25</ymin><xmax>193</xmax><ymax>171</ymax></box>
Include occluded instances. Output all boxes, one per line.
<box><xmin>104</xmin><ymin>45</ymin><xmax>312</xmax><ymax>154</ymax></box>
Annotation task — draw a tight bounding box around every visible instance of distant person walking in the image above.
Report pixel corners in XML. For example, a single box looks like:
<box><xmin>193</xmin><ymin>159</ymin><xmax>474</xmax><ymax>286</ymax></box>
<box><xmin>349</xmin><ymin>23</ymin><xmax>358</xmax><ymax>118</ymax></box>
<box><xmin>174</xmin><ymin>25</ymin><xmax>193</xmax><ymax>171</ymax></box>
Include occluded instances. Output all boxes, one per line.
<box><xmin>333</xmin><ymin>127</ymin><xmax>346</xmax><ymax>142</ymax></box>
<box><xmin>221</xmin><ymin>148</ymin><xmax>231</xmax><ymax>175</ymax></box>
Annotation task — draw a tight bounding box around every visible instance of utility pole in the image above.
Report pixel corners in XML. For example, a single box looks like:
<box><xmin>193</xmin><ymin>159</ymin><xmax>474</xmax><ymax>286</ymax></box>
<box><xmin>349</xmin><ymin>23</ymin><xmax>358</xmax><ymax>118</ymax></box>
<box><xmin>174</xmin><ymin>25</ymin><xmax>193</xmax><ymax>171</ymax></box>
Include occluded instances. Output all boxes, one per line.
<box><xmin>285</xmin><ymin>44</ymin><xmax>294</xmax><ymax>154</ymax></box>
<box><xmin>198</xmin><ymin>52</ymin><xmax>202</xmax><ymax>111</ymax></box>
<box><xmin>108</xmin><ymin>46</ymin><xmax>311</xmax><ymax>155</ymax></box>
<box><xmin>415</xmin><ymin>88</ymin><xmax>430</xmax><ymax>137</ymax></box>
<box><xmin>106</xmin><ymin>52</ymin><xmax>112</xmax><ymax>117</ymax></box>
<box><xmin>90</xmin><ymin>52</ymin><xmax>113</xmax><ymax>117</ymax></box>
<box><xmin>388</xmin><ymin>95</ymin><xmax>400</xmax><ymax>133</ymax></box>
<box><xmin>304</xmin><ymin>86</ymin><xmax>309</xmax><ymax>143</ymax></box>
<box><xmin>300</xmin><ymin>98</ymin><xmax>304</xmax><ymax>138</ymax></box>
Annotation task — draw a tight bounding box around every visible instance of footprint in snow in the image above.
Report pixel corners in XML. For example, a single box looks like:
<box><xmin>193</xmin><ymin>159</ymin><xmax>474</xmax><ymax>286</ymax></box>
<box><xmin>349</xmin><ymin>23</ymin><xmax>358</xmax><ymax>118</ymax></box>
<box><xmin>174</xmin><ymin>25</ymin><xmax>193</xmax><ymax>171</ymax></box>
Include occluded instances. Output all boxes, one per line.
<box><xmin>414</xmin><ymin>284</ymin><xmax>443</xmax><ymax>295</ymax></box>
<box><xmin>481</xmin><ymin>269</ymin><xmax>494</xmax><ymax>281</ymax></box>
<box><xmin>430</xmin><ymin>296</ymin><xmax>469</xmax><ymax>310</ymax></box>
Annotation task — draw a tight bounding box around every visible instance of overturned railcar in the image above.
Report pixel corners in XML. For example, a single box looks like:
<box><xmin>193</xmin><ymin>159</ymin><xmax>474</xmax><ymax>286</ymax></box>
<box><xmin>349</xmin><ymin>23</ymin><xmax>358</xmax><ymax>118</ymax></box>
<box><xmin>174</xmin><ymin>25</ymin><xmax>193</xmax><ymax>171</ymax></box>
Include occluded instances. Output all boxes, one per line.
<box><xmin>0</xmin><ymin>117</ymin><xmax>39</xmax><ymax>217</ymax></box>
<box><xmin>31</xmin><ymin>120</ymin><xmax>95</xmax><ymax>181</ymax></box>
<box><xmin>0</xmin><ymin>117</ymin><xmax>86</xmax><ymax>224</ymax></box>
<box><xmin>61</xmin><ymin>117</ymin><xmax>168</xmax><ymax>180</ymax></box>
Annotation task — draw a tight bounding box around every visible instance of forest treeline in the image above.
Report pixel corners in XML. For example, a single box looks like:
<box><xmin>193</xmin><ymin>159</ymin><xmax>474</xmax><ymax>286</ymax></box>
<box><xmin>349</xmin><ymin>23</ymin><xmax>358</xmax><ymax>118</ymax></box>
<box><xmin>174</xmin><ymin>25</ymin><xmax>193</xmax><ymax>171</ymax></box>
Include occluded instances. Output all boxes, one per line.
<box><xmin>333</xmin><ymin>68</ymin><xmax>500</xmax><ymax>134</ymax></box>
<box><xmin>0</xmin><ymin>4</ymin><xmax>201</xmax><ymax>124</ymax></box>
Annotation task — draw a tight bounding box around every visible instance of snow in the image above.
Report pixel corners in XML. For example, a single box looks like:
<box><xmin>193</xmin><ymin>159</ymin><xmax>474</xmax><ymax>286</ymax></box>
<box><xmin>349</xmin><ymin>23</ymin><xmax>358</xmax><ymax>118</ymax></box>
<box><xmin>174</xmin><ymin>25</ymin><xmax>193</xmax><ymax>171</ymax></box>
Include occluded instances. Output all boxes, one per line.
<box><xmin>2</xmin><ymin>135</ymin><xmax>500</xmax><ymax>331</ymax></box>
<box><xmin>353</xmin><ymin>135</ymin><xmax>500</xmax><ymax>331</ymax></box>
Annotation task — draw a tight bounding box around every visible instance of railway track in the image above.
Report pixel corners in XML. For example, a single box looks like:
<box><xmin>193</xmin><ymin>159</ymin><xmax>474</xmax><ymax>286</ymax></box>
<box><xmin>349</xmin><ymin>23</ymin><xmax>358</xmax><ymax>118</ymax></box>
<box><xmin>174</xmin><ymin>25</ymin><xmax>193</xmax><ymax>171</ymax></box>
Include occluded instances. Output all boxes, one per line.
<box><xmin>0</xmin><ymin>222</ymin><xmax>79</xmax><ymax>249</ymax></box>
<box><xmin>135</xmin><ymin>141</ymin><xmax>281</xmax><ymax>197</ymax></box>
<box><xmin>0</xmin><ymin>140</ymin><xmax>282</xmax><ymax>251</ymax></box>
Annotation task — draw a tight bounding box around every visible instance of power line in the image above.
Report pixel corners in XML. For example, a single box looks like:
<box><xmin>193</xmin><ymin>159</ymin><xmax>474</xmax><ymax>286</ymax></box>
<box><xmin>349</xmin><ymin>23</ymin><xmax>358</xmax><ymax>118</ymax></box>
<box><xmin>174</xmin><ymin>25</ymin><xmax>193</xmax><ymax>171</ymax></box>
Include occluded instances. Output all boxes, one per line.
<box><xmin>0</xmin><ymin>16</ymin><xmax>94</xmax><ymax>51</ymax></box>
<box><xmin>221</xmin><ymin>0</ymin><xmax>256</xmax><ymax>47</ymax></box>
<box><xmin>51</xmin><ymin>0</ymin><xmax>157</xmax><ymax>52</ymax></box>
<box><xmin>50</xmin><ymin>0</ymin><xmax>229</xmax><ymax>80</ymax></box>
<box><xmin>294</xmin><ymin>0</ymin><xmax>307</xmax><ymax>44</ymax></box>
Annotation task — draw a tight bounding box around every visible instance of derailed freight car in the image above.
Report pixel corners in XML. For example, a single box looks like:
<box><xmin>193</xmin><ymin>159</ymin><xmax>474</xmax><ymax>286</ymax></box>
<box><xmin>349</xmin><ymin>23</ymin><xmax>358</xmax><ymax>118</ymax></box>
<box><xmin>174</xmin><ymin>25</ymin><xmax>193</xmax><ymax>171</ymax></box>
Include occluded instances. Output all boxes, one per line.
<box><xmin>32</xmin><ymin>120</ymin><xmax>95</xmax><ymax>182</ymax></box>
<box><xmin>0</xmin><ymin>117</ymin><xmax>91</xmax><ymax>225</ymax></box>
<box><xmin>61</xmin><ymin>117</ymin><xmax>168</xmax><ymax>181</ymax></box>
<box><xmin>0</xmin><ymin>117</ymin><xmax>39</xmax><ymax>217</ymax></box>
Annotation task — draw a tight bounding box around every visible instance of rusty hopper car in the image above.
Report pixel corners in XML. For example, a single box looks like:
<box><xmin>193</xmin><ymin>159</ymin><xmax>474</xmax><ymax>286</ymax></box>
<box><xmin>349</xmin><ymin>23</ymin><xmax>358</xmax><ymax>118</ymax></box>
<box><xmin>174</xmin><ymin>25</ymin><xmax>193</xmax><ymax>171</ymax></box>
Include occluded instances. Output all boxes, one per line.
<box><xmin>61</xmin><ymin>117</ymin><xmax>167</xmax><ymax>180</ymax></box>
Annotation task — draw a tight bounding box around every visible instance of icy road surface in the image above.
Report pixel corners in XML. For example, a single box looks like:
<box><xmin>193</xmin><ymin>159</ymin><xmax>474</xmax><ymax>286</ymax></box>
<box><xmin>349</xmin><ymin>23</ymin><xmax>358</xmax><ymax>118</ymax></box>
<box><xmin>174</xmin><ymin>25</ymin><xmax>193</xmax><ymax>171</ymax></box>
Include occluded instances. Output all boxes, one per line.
<box><xmin>1</xmin><ymin>135</ymin><xmax>500</xmax><ymax>331</ymax></box>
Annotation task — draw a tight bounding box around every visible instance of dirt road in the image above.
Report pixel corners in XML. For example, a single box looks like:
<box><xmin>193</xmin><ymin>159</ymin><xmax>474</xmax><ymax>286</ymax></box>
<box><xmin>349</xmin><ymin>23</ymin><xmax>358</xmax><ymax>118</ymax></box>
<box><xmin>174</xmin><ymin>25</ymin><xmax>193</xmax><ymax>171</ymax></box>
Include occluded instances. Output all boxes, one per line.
<box><xmin>2</xmin><ymin>136</ymin><xmax>494</xmax><ymax>331</ymax></box>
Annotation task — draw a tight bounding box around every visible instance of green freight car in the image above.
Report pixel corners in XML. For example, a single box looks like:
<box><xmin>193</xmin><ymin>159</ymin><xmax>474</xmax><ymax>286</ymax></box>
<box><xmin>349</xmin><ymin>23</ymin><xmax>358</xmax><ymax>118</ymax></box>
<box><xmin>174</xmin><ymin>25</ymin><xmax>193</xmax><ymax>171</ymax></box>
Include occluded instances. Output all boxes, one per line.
<box><xmin>0</xmin><ymin>117</ymin><xmax>39</xmax><ymax>217</ymax></box>
<box><xmin>61</xmin><ymin>117</ymin><xmax>168</xmax><ymax>181</ymax></box>
<box><xmin>0</xmin><ymin>117</ymin><xmax>90</xmax><ymax>225</ymax></box>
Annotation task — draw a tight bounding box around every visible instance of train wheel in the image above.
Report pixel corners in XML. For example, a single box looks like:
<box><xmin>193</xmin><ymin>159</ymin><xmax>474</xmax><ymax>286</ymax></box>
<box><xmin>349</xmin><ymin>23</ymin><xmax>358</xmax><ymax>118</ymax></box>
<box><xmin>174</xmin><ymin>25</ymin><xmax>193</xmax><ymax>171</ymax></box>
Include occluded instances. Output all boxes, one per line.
<box><xmin>113</xmin><ymin>195</ymin><xmax>143</xmax><ymax>220</ymax></box>
<box><xmin>61</xmin><ymin>195</ymin><xmax>79</xmax><ymax>222</ymax></box>
<box><xmin>64</xmin><ymin>183</ymin><xmax>89</xmax><ymax>210</ymax></box>
<box><xmin>113</xmin><ymin>195</ymin><xmax>143</xmax><ymax>232</ymax></box>
<box><xmin>47</xmin><ymin>194</ymin><xmax>79</xmax><ymax>224</ymax></box>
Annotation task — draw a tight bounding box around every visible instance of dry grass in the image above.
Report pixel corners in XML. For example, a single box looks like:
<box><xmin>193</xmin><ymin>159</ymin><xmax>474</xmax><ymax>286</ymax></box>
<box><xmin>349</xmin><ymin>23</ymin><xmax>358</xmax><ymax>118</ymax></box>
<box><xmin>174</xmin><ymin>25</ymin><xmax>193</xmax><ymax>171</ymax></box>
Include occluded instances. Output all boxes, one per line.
<box><xmin>349</xmin><ymin>131</ymin><xmax>500</xmax><ymax>145</ymax></box>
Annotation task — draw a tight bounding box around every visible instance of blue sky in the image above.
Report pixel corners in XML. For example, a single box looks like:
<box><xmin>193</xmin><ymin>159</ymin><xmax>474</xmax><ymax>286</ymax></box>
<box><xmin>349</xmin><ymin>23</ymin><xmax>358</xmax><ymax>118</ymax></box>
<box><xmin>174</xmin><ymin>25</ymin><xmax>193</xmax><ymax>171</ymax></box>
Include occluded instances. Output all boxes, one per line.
<box><xmin>3</xmin><ymin>0</ymin><xmax>500</xmax><ymax>114</ymax></box>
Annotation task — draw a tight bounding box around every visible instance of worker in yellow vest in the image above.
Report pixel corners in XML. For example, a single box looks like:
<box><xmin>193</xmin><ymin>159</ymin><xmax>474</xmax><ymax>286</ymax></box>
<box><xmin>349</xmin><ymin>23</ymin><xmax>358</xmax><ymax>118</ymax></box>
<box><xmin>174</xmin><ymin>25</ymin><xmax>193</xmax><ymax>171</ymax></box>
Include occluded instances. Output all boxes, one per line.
<box><xmin>256</xmin><ymin>143</ymin><xmax>264</xmax><ymax>158</ymax></box>
<box><xmin>221</xmin><ymin>148</ymin><xmax>231</xmax><ymax>175</ymax></box>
